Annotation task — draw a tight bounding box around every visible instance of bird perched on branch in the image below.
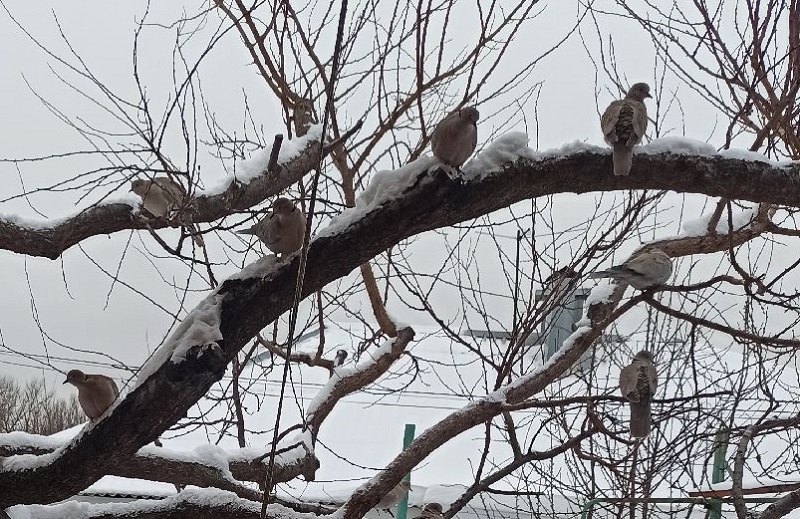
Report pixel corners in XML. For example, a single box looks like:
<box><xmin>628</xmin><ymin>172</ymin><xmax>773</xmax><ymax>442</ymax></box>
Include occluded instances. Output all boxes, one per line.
<box><xmin>430</xmin><ymin>106</ymin><xmax>479</xmax><ymax>178</ymax></box>
<box><xmin>618</xmin><ymin>350</ymin><xmax>658</xmax><ymax>437</ymax></box>
<box><xmin>63</xmin><ymin>369</ymin><xmax>119</xmax><ymax>421</ymax></box>
<box><xmin>414</xmin><ymin>503</ymin><xmax>444</xmax><ymax>519</ymax></box>
<box><xmin>601</xmin><ymin>83</ymin><xmax>651</xmax><ymax>175</ymax></box>
<box><xmin>236</xmin><ymin>197</ymin><xmax>306</xmax><ymax>257</ymax></box>
<box><xmin>334</xmin><ymin>349</ymin><xmax>348</xmax><ymax>367</ymax></box>
<box><xmin>130</xmin><ymin>177</ymin><xmax>204</xmax><ymax>246</ymax></box>
<box><xmin>375</xmin><ymin>480</ymin><xmax>410</xmax><ymax>512</ymax></box>
<box><xmin>589</xmin><ymin>248</ymin><xmax>672</xmax><ymax>289</ymax></box>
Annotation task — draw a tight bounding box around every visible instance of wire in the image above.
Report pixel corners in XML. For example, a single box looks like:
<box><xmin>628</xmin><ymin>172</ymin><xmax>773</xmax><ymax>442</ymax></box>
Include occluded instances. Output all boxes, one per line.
<box><xmin>261</xmin><ymin>0</ymin><xmax>350</xmax><ymax>515</ymax></box>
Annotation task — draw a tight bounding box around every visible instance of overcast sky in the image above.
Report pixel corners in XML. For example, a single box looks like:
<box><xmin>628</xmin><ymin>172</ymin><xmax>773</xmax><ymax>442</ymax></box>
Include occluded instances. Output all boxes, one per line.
<box><xmin>0</xmin><ymin>0</ymin><xmax>778</xmax><ymax>401</ymax></box>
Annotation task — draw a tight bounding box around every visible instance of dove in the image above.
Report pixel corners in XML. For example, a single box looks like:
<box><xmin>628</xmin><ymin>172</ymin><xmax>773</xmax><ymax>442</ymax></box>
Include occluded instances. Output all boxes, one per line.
<box><xmin>414</xmin><ymin>503</ymin><xmax>444</xmax><ymax>519</ymax></box>
<box><xmin>63</xmin><ymin>369</ymin><xmax>119</xmax><ymax>421</ymax></box>
<box><xmin>601</xmin><ymin>83</ymin><xmax>652</xmax><ymax>175</ymax></box>
<box><xmin>589</xmin><ymin>248</ymin><xmax>672</xmax><ymax>290</ymax></box>
<box><xmin>236</xmin><ymin>197</ymin><xmax>306</xmax><ymax>256</ymax></box>
<box><xmin>375</xmin><ymin>480</ymin><xmax>410</xmax><ymax>510</ymax></box>
<box><xmin>430</xmin><ymin>106</ymin><xmax>479</xmax><ymax>178</ymax></box>
<box><xmin>130</xmin><ymin>177</ymin><xmax>204</xmax><ymax>246</ymax></box>
<box><xmin>618</xmin><ymin>350</ymin><xmax>658</xmax><ymax>437</ymax></box>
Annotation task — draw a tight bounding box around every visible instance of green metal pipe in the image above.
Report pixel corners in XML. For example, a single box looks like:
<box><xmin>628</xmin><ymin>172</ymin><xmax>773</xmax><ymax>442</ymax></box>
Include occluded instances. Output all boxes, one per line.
<box><xmin>396</xmin><ymin>424</ymin><xmax>416</xmax><ymax>519</ymax></box>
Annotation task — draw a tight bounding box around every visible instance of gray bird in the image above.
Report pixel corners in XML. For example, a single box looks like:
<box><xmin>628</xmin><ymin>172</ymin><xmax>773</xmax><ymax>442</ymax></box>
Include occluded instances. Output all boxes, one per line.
<box><xmin>130</xmin><ymin>177</ymin><xmax>203</xmax><ymax>246</ymax></box>
<box><xmin>236</xmin><ymin>197</ymin><xmax>306</xmax><ymax>256</ymax></box>
<box><xmin>375</xmin><ymin>480</ymin><xmax>410</xmax><ymax>510</ymax></box>
<box><xmin>414</xmin><ymin>503</ymin><xmax>444</xmax><ymax>519</ymax></box>
<box><xmin>334</xmin><ymin>349</ymin><xmax>348</xmax><ymax>367</ymax></box>
<box><xmin>618</xmin><ymin>350</ymin><xmax>658</xmax><ymax>437</ymax></box>
<box><xmin>430</xmin><ymin>106</ymin><xmax>479</xmax><ymax>178</ymax></box>
<box><xmin>63</xmin><ymin>369</ymin><xmax>120</xmax><ymax>421</ymax></box>
<box><xmin>589</xmin><ymin>248</ymin><xmax>672</xmax><ymax>290</ymax></box>
<box><xmin>601</xmin><ymin>83</ymin><xmax>652</xmax><ymax>176</ymax></box>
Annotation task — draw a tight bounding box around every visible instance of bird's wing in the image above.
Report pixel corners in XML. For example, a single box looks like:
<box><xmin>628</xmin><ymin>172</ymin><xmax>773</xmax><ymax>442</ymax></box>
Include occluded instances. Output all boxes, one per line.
<box><xmin>154</xmin><ymin>178</ymin><xmax>187</xmax><ymax>202</ymax></box>
<box><xmin>601</xmin><ymin>100</ymin><xmax>624</xmax><ymax>139</ymax></box>
<box><xmin>632</xmin><ymin>101</ymin><xmax>648</xmax><ymax>142</ymax></box>
<box><xmin>430</xmin><ymin>111</ymin><xmax>459</xmax><ymax>149</ymax></box>
<box><xmin>623</xmin><ymin>253</ymin><xmax>652</xmax><ymax>274</ymax></box>
<box><xmin>647</xmin><ymin>364</ymin><xmax>658</xmax><ymax>392</ymax></box>
<box><xmin>619</xmin><ymin>363</ymin><xmax>639</xmax><ymax>399</ymax></box>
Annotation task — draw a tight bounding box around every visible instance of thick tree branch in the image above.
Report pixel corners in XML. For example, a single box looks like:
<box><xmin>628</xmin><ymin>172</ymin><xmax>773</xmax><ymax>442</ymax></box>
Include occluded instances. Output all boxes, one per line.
<box><xmin>0</xmin><ymin>138</ymin><xmax>323</xmax><ymax>259</ymax></box>
<box><xmin>2</xmin><ymin>151</ymin><xmax>799</xmax><ymax>508</ymax></box>
<box><xmin>2</xmin><ymin>151</ymin><xmax>799</xmax><ymax>260</ymax></box>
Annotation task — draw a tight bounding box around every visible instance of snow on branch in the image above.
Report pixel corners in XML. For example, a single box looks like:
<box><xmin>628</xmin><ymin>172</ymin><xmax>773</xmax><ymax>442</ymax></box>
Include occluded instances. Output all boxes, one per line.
<box><xmin>7</xmin><ymin>488</ymin><xmax>272</xmax><ymax>519</ymax></box>
<box><xmin>3</xmin><ymin>133</ymin><xmax>800</xmax><ymax>509</ymax></box>
<box><xmin>306</xmin><ymin>328</ymin><xmax>415</xmax><ymax>435</ymax></box>
<box><xmin>0</xmin><ymin>130</ymin><xmax>324</xmax><ymax>259</ymax></box>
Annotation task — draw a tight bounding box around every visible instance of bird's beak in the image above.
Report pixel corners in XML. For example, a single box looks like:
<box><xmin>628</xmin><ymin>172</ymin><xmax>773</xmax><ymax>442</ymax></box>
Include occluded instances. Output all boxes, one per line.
<box><xmin>63</xmin><ymin>378</ymin><xmax>68</xmax><ymax>384</ymax></box>
<box><xmin>646</xmin><ymin>92</ymin><xmax>653</xmax><ymax>98</ymax></box>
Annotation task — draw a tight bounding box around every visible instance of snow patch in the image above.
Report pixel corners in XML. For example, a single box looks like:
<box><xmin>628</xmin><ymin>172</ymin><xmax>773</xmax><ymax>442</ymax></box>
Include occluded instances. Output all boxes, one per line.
<box><xmin>638</xmin><ymin>136</ymin><xmax>717</xmax><ymax>156</ymax></box>
<box><xmin>681</xmin><ymin>205</ymin><xmax>758</xmax><ymax>236</ymax></box>
<box><xmin>583</xmin><ymin>284</ymin><xmax>617</xmax><ymax>308</ymax></box>
<box><xmin>226</xmin><ymin>255</ymin><xmax>281</xmax><ymax>281</ymax></box>
<box><xmin>201</xmin><ymin>125</ymin><xmax>324</xmax><ymax>195</ymax></box>
<box><xmin>7</xmin><ymin>488</ymin><xmax>258</xmax><ymax>519</ymax></box>
<box><xmin>134</xmin><ymin>293</ymin><xmax>224</xmax><ymax>389</ymax></box>
<box><xmin>462</xmin><ymin>132</ymin><xmax>537</xmax><ymax>178</ymax></box>
<box><xmin>317</xmin><ymin>155</ymin><xmax>438</xmax><ymax>238</ymax></box>
<box><xmin>719</xmin><ymin>148</ymin><xmax>775</xmax><ymax>163</ymax></box>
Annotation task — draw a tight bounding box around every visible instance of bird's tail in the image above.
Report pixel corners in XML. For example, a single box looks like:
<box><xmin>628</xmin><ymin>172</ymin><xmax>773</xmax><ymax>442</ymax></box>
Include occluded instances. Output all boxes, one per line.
<box><xmin>629</xmin><ymin>399</ymin><xmax>652</xmax><ymax>438</ymax></box>
<box><xmin>612</xmin><ymin>143</ymin><xmax>633</xmax><ymax>176</ymax></box>
<box><xmin>236</xmin><ymin>228</ymin><xmax>255</xmax><ymax>236</ymax></box>
<box><xmin>588</xmin><ymin>267</ymin><xmax>621</xmax><ymax>280</ymax></box>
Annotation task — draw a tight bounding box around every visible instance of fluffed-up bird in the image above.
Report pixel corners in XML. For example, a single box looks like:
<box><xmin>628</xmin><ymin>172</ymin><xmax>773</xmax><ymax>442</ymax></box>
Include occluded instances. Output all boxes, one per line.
<box><xmin>589</xmin><ymin>248</ymin><xmax>672</xmax><ymax>289</ymax></box>
<box><xmin>375</xmin><ymin>480</ymin><xmax>410</xmax><ymax>511</ymax></box>
<box><xmin>430</xmin><ymin>106</ymin><xmax>479</xmax><ymax>178</ymax></box>
<box><xmin>236</xmin><ymin>197</ymin><xmax>306</xmax><ymax>256</ymax></box>
<box><xmin>414</xmin><ymin>503</ymin><xmax>444</xmax><ymax>519</ymax></box>
<box><xmin>618</xmin><ymin>350</ymin><xmax>658</xmax><ymax>437</ymax></box>
<box><xmin>601</xmin><ymin>83</ymin><xmax>651</xmax><ymax>175</ymax></box>
<box><xmin>334</xmin><ymin>349</ymin><xmax>348</xmax><ymax>367</ymax></box>
<box><xmin>63</xmin><ymin>369</ymin><xmax>119</xmax><ymax>421</ymax></box>
<box><xmin>130</xmin><ymin>177</ymin><xmax>204</xmax><ymax>245</ymax></box>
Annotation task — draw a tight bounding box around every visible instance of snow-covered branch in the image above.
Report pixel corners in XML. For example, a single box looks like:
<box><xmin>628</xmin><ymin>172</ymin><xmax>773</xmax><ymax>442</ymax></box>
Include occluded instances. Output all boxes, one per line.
<box><xmin>305</xmin><ymin>328</ymin><xmax>415</xmax><ymax>435</ymax></box>
<box><xmin>2</xmin><ymin>134</ymin><xmax>797</xmax><ymax>509</ymax></box>
<box><xmin>0</xmin><ymin>431</ymin><xmax>316</xmax><ymax>500</ymax></box>
<box><xmin>7</xmin><ymin>489</ymin><xmax>268</xmax><ymax>519</ymax></box>
<box><xmin>0</xmin><ymin>130</ymin><xmax>323</xmax><ymax>259</ymax></box>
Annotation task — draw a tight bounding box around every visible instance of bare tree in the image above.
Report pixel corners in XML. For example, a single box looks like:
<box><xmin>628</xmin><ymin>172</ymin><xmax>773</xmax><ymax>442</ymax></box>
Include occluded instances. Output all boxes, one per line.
<box><xmin>1</xmin><ymin>0</ymin><xmax>800</xmax><ymax>519</ymax></box>
<box><xmin>0</xmin><ymin>376</ymin><xmax>83</xmax><ymax>435</ymax></box>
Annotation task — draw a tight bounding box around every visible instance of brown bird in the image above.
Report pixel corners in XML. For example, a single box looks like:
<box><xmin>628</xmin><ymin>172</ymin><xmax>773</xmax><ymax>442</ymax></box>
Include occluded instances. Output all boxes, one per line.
<box><xmin>130</xmin><ymin>177</ymin><xmax>203</xmax><ymax>245</ymax></box>
<box><xmin>63</xmin><ymin>369</ymin><xmax>120</xmax><ymax>421</ymax></box>
<box><xmin>430</xmin><ymin>106</ymin><xmax>479</xmax><ymax>178</ymax></box>
<box><xmin>618</xmin><ymin>350</ymin><xmax>658</xmax><ymax>437</ymax></box>
<box><xmin>236</xmin><ymin>197</ymin><xmax>306</xmax><ymax>256</ymax></box>
<box><xmin>601</xmin><ymin>83</ymin><xmax>651</xmax><ymax>175</ymax></box>
<box><xmin>375</xmin><ymin>480</ymin><xmax>410</xmax><ymax>510</ymax></box>
<box><xmin>413</xmin><ymin>503</ymin><xmax>443</xmax><ymax>519</ymax></box>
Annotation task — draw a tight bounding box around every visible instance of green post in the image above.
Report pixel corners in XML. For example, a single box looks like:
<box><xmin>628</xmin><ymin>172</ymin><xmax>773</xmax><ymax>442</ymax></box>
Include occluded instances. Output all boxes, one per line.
<box><xmin>396</xmin><ymin>424</ymin><xmax>416</xmax><ymax>519</ymax></box>
<box><xmin>707</xmin><ymin>430</ymin><xmax>729</xmax><ymax>519</ymax></box>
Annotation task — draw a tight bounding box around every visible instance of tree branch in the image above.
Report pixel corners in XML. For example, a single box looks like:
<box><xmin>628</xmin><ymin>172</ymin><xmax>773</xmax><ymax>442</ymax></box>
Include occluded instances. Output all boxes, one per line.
<box><xmin>2</xmin><ymin>150</ymin><xmax>798</xmax><ymax>507</ymax></box>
